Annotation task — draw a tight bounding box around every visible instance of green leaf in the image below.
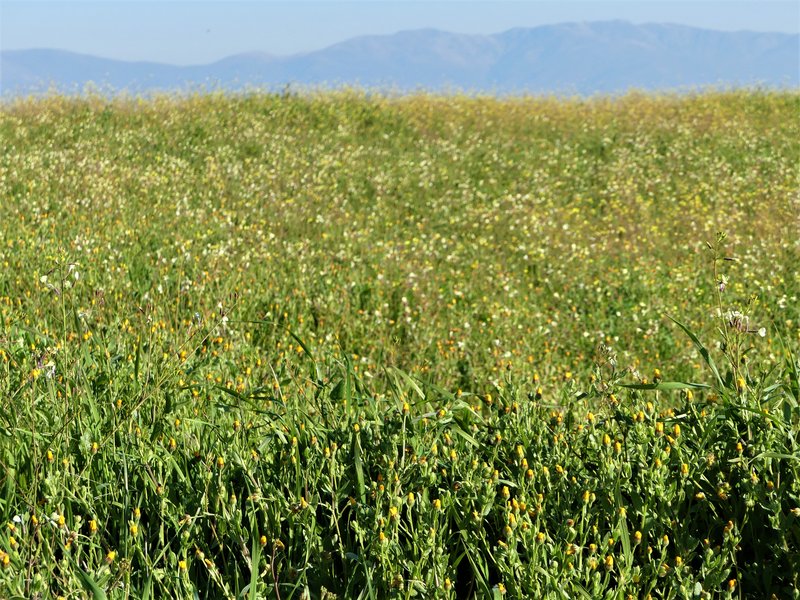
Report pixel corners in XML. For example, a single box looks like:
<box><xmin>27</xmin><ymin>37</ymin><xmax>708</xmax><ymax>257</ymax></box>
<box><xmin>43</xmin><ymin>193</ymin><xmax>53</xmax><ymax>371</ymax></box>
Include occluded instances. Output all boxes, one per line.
<box><xmin>620</xmin><ymin>381</ymin><xmax>710</xmax><ymax>391</ymax></box>
<box><xmin>569</xmin><ymin>581</ymin><xmax>593</xmax><ymax>600</ymax></box>
<box><xmin>392</xmin><ymin>367</ymin><xmax>425</xmax><ymax>401</ymax></box>
<box><xmin>754</xmin><ymin>451</ymin><xmax>800</xmax><ymax>462</ymax></box>
<box><xmin>287</xmin><ymin>329</ymin><xmax>322</xmax><ymax>382</ymax></box>
<box><xmin>614</xmin><ymin>482</ymin><xmax>632</xmax><ymax>570</ymax></box>
<box><xmin>457</xmin><ymin>540</ymin><xmax>491</xmax><ymax>596</ymax></box>
<box><xmin>76</xmin><ymin>569</ymin><xmax>108</xmax><ymax>600</ymax></box>
<box><xmin>666</xmin><ymin>315</ymin><xmax>724</xmax><ymax>389</ymax></box>
<box><xmin>353</xmin><ymin>429</ymin><xmax>366</xmax><ymax>503</ymax></box>
<box><xmin>248</xmin><ymin>521</ymin><xmax>261</xmax><ymax>600</ymax></box>
<box><xmin>134</xmin><ymin>336</ymin><xmax>141</xmax><ymax>383</ymax></box>
<box><xmin>215</xmin><ymin>385</ymin><xmax>244</xmax><ymax>401</ymax></box>
<box><xmin>141</xmin><ymin>575</ymin><xmax>153</xmax><ymax>600</ymax></box>
<box><xmin>450</xmin><ymin>423</ymin><xmax>479</xmax><ymax>448</ymax></box>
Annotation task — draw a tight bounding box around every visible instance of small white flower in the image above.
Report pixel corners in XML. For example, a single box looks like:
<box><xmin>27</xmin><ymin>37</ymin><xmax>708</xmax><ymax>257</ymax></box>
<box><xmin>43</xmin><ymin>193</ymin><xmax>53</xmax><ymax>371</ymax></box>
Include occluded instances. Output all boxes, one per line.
<box><xmin>757</xmin><ymin>328</ymin><xmax>766</xmax><ymax>338</ymax></box>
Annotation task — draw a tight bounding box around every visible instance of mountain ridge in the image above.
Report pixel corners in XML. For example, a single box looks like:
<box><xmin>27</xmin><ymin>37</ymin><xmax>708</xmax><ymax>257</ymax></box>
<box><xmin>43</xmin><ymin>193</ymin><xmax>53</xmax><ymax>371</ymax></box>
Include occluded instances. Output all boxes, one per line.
<box><xmin>2</xmin><ymin>21</ymin><xmax>798</xmax><ymax>95</ymax></box>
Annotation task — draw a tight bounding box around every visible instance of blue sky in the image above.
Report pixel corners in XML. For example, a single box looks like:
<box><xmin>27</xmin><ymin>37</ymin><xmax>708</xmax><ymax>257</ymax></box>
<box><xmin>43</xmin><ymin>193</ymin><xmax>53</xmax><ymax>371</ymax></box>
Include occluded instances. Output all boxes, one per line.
<box><xmin>3</xmin><ymin>1</ymin><xmax>799</xmax><ymax>65</ymax></box>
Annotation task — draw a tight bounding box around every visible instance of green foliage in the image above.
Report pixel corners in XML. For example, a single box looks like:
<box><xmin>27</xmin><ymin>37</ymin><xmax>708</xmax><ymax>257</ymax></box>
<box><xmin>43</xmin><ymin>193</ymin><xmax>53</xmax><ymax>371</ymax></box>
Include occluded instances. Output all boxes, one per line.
<box><xmin>0</xmin><ymin>90</ymin><xmax>798</xmax><ymax>598</ymax></box>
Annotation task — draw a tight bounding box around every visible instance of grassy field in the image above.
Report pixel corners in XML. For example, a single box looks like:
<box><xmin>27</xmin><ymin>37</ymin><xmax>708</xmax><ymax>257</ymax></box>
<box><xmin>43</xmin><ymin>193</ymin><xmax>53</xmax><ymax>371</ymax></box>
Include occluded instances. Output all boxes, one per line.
<box><xmin>0</xmin><ymin>91</ymin><xmax>798</xmax><ymax>599</ymax></box>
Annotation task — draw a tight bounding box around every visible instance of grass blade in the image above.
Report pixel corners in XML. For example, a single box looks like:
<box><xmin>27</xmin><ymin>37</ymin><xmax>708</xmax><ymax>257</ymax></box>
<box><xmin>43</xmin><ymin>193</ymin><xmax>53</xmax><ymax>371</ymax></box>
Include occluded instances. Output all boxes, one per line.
<box><xmin>666</xmin><ymin>315</ymin><xmax>724</xmax><ymax>389</ymax></box>
<box><xmin>248</xmin><ymin>521</ymin><xmax>261</xmax><ymax>600</ymax></box>
<box><xmin>76</xmin><ymin>569</ymin><xmax>108</xmax><ymax>600</ymax></box>
<box><xmin>620</xmin><ymin>381</ymin><xmax>710</xmax><ymax>391</ymax></box>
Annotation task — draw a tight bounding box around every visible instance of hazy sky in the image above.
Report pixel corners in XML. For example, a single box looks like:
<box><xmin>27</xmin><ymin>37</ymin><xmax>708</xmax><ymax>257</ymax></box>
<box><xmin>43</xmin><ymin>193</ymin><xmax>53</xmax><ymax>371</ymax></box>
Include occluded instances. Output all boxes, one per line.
<box><xmin>3</xmin><ymin>1</ymin><xmax>799</xmax><ymax>65</ymax></box>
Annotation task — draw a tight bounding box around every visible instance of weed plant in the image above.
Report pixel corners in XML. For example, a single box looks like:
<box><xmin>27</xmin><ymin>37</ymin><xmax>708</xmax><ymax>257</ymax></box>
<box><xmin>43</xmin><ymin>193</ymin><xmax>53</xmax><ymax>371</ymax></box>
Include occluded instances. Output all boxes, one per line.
<box><xmin>0</xmin><ymin>91</ymin><xmax>798</xmax><ymax>598</ymax></box>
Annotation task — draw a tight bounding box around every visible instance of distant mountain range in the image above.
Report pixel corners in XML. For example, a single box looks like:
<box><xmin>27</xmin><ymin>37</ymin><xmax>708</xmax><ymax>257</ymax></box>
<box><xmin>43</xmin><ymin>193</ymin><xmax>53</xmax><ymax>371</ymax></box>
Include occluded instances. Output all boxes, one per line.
<box><xmin>2</xmin><ymin>21</ymin><xmax>798</xmax><ymax>96</ymax></box>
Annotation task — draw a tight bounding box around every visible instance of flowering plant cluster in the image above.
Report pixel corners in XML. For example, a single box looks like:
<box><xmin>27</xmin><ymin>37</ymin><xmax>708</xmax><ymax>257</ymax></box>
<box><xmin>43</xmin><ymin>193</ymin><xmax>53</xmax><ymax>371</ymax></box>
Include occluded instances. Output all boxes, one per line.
<box><xmin>0</xmin><ymin>91</ymin><xmax>797</xmax><ymax>598</ymax></box>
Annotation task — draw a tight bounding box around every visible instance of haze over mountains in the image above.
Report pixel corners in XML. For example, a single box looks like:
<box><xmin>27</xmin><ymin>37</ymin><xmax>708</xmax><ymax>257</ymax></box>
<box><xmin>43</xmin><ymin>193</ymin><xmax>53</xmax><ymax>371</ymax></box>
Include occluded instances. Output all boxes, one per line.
<box><xmin>2</xmin><ymin>21</ymin><xmax>798</xmax><ymax>96</ymax></box>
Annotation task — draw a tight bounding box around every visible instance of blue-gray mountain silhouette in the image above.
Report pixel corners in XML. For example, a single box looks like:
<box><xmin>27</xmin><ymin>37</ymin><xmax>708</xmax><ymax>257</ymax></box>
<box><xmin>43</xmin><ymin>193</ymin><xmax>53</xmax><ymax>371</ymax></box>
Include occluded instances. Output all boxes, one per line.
<box><xmin>2</xmin><ymin>21</ymin><xmax>798</xmax><ymax>95</ymax></box>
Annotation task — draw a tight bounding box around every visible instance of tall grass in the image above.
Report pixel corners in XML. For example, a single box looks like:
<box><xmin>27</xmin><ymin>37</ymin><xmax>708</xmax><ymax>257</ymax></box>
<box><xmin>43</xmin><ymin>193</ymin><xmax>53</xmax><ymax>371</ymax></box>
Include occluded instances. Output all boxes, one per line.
<box><xmin>0</xmin><ymin>90</ymin><xmax>798</xmax><ymax>598</ymax></box>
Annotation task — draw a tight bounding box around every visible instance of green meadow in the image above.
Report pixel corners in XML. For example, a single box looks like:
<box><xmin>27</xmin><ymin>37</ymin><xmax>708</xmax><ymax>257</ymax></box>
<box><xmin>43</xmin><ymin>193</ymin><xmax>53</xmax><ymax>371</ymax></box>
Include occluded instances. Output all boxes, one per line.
<box><xmin>0</xmin><ymin>91</ymin><xmax>798</xmax><ymax>598</ymax></box>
